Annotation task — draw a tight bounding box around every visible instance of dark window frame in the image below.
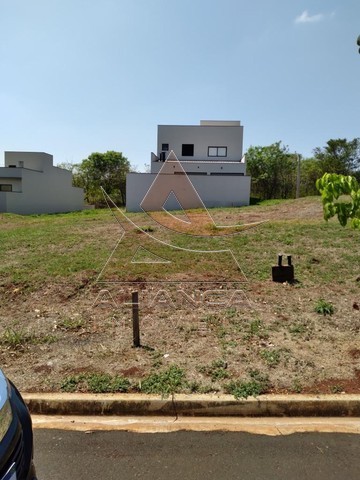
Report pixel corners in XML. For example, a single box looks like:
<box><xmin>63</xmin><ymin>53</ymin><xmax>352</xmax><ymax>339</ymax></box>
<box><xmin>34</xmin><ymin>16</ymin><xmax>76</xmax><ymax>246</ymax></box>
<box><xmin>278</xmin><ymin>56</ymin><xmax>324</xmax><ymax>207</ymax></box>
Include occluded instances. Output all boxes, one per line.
<box><xmin>161</xmin><ymin>143</ymin><xmax>169</xmax><ymax>151</ymax></box>
<box><xmin>208</xmin><ymin>146</ymin><xmax>227</xmax><ymax>157</ymax></box>
<box><xmin>0</xmin><ymin>184</ymin><xmax>13</xmax><ymax>192</ymax></box>
<box><xmin>182</xmin><ymin>144</ymin><xmax>194</xmax><ymax>157</ymax></box>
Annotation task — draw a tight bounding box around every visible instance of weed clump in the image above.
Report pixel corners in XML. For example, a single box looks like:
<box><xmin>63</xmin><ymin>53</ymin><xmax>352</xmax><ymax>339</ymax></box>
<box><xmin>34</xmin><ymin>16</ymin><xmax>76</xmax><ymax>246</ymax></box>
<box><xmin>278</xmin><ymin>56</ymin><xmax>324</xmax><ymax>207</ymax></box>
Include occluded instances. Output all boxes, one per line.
<box><xmin>61</xmin><ymin>373</ymin><xmax>130</xmax><ymax>393</ymax></box>
<box><xmin>315</xmin><ymin>299</ymin><xmax>334</xmax><ymax>316</ymax></box>
<box><xmin>0</xmin><ymin>327</ymin><xmax>57</xmax><ymax>350</ymax></box>
<box><xmin>198</xmin><ymin>359</ymin><xmax>229</xmax><ymax>381</ymax></box>
<box><xmin>260</xmin><ymin>348</ymin><xmax>282</xmax><ymax>367</ymax></box>
<box><xmin>225</xmin><ymin>370</ymin><xmax>269</xmax><ymax>399</ymax></box>
<box><xmin>140</xmin><ymin>365</ymin><xmax>187</xmax><ymax>396</ymax></box>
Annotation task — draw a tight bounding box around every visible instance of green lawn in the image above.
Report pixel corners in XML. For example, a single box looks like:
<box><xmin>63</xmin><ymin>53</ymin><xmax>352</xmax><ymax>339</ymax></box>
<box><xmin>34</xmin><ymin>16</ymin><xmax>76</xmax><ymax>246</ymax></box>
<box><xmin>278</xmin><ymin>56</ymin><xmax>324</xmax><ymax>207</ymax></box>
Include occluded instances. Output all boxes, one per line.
<box><xmin>0</xmin><ymin>198</ymin><xmax>358</xmax><ymax>288</ymax></box>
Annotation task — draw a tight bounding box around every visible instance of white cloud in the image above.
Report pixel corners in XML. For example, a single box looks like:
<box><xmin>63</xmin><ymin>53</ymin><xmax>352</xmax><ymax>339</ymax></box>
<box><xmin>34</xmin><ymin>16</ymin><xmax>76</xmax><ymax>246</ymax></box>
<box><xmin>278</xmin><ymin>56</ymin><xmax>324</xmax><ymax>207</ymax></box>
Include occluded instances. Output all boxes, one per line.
<box><xmin>295</xmin><ymin>10</ymin><xmax>324</xmax><ymax>24</ymax></box>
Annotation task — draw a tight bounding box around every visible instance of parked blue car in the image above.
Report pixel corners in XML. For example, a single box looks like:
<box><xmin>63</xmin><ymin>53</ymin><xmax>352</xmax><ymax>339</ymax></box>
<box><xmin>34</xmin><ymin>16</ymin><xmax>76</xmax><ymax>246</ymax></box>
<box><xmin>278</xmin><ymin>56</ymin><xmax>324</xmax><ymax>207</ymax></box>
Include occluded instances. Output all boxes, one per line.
<box><xmin>0</xmin><ymin>370</ymin><xmax>37</xmax><ymax>480</ymax></box>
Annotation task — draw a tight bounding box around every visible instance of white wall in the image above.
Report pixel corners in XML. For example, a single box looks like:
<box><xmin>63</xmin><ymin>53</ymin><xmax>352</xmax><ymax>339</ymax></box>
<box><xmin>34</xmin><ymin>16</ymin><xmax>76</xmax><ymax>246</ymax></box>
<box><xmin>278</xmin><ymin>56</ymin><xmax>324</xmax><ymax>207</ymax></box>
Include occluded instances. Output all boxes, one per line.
<box><xmin>151</xmin><ymin>160</ymin><xmax>246</xmax><ymax>175</ymax></box>
<box><xmin>0</xmin><ymin>152</ymin><xmax>84</xmax><ymax>214</ymax></box>
<box><xmin>156</xmin><ymin>123</ymin><xmax>243</xmax><ymax>162</ymax></box>
<box><xmin>5</xmin><ymin>151</ymin><xmax>53</xmax><ymax>171</ymax></box>
<box><xmin>126</xmin><ymin>173</ymin><xmax>250</xmax><ymax>212</ymax></box>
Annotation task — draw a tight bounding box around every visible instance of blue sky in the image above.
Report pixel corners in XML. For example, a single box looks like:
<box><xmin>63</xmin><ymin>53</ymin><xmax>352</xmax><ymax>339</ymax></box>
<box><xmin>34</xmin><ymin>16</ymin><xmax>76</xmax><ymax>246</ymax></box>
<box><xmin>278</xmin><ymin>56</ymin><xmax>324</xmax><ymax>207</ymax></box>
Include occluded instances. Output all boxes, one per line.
<box><xmin>1</xmin><ymin>0</ymin><xmax>359</xmax><ymax>170</ymax></box>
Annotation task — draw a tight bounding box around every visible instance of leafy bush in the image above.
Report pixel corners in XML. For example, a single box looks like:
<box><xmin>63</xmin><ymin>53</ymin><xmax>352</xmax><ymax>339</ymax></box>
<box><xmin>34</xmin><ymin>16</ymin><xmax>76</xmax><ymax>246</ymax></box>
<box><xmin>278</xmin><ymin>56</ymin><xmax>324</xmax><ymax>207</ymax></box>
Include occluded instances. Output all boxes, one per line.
<box><xmin>61</xmin><ymin>373</ymin><xmax>130</xmax><ymax>393</ymax></box>
<box><xmin>225</xmin><ymin>370</ymin><xmax>269</xmax><ymax>399</ymax></box>
<box><xmin>140</xmin><ymin>365</ymin><xmax>187</xmax><ymax>396</ymax></box>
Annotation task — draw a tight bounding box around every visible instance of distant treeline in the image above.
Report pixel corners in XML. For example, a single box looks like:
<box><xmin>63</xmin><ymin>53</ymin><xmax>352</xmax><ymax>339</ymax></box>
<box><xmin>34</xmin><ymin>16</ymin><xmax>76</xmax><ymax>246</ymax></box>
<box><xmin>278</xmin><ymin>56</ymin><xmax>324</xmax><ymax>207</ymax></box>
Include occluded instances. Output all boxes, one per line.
<box><xmin>246</xmin><ymin>138</ymin><xmax>360</xmax><ymax>200</ymax></box>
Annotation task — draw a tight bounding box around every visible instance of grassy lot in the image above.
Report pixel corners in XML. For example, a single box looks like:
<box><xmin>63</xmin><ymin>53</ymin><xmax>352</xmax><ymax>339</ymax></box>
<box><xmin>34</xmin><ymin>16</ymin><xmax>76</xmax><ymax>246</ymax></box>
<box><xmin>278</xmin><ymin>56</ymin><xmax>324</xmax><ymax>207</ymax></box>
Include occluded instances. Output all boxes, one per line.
<box><xmin>1</xmin><ymin>198</ymin><xmax>359</xmax><ymax>286</ymax></box>
<box><xmin>0</xmin><ymin>197</ymin><xmax>359</xmax><ymax>396</ymax></box>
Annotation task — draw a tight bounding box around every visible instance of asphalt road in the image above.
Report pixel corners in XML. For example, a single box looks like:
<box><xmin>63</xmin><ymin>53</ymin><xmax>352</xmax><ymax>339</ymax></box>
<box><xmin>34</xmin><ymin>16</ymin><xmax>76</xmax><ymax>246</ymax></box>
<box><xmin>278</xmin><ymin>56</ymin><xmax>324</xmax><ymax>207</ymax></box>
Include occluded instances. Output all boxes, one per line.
<box><xmin>34</xmin><ymin>429</ymin><xmax>360</xmax><ymax>480</ymax></box>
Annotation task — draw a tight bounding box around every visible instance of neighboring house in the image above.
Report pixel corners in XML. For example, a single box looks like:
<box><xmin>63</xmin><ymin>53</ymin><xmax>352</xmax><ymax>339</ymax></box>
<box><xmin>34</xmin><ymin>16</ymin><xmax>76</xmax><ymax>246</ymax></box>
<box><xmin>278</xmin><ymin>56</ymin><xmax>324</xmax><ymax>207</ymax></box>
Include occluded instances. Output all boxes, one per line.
<box><xmin>0</xmin><ymin>151</ymin><xmax>84</xmax><ymax>215</ymax></box>
<box><xmin>126</xmin><ymin>120</ymin><xmax>251</xmax><ymax>212</ymax></box>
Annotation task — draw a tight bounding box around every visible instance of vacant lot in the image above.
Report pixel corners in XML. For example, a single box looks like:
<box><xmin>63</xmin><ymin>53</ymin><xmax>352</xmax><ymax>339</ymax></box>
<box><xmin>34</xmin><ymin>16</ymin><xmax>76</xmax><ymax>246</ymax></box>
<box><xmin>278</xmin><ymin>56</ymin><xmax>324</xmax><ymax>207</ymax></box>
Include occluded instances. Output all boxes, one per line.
<box><xmin>0</xmin><ymin>197</ymin><xmax>359</xmax><ymax>396</ymax></box>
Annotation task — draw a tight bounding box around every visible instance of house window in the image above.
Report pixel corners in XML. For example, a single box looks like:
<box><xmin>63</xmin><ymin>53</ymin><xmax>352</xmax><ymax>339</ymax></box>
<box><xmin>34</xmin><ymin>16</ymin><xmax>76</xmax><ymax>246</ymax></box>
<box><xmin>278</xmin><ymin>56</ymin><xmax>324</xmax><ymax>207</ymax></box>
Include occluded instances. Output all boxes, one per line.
<box><xmin>182</xmin><ymin>144</ymin><xmax>194</xmax><ymax>156</ymax></box>
<box><xmin>0</xmin><ymin>184</ymin><xmax>12</xmax><ymax>192</ymax></box>
<box><xmin>161</xmin><ymin>143</ymin><xmax>169</xmax><ymax>151</ymax></box>
<box><xmin>208</xmin><ymin>147</ymin><xmax>227</xmax><ymax>157</ymax></box>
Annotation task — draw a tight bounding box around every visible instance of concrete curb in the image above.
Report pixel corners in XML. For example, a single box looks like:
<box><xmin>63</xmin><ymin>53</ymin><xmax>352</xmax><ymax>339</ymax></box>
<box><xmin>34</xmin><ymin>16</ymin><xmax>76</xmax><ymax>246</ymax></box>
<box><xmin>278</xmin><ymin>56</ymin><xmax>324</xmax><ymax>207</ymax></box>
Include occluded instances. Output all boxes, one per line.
<box><xmin>22</xmin><ymin>393</ymin><xmax>360</xmax><ymax>417</ymax></box>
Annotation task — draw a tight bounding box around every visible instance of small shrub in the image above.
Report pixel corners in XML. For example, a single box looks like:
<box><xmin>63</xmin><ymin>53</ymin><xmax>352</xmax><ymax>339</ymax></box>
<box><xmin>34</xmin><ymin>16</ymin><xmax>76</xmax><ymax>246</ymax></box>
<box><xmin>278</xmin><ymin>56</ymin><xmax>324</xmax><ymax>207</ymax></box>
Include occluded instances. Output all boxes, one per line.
<box><xmin>61</xmin><ymin>375</ymin><xmax>80</xmax><ymax>393</ymax></box>
<box><xmin>330</xmin><ymin>384</ymin><xmax>343</xmax><ymax>394</ymax></box>
<box><xmin>289</xmin><ymin>324</ymin><xmax>307</xmax><ymax>335</ymax></box>
<box><xmin>60</xmin><ymin>373</ymin><xmax>130</xmax><ymax>393</ymax></box>
<box><xmin>198</xmin><ymin>359</ymin><xmax>229</xmax><ymax>382</ymax></box>
<box><xmin>140</xmin><ymin>365</ymin><xmax>187</xmax><ymax>396</ymax></box>
<box><xmin>57</xmin><ymin>317</ymin><xmax>84</xmax><ymax>331</ymax></box>
<box><xmin>225</xmin><ymin>370</ymin><xmax>269</xmax><ymax>399</ymax></box>
<box><xmin>86</xmin><ymin>373</ymin><xmax>130</xmax><ymax>393</ymax></box>
<box><xmin>260</xmin><ymin>349</ymin><xmax>281</xmax><ymax>367</ymax></box>
<box><xmin>188</xmin><ymin>381</ymin><xmax>201</xmax><ymax>393</ymax></box>
<box><xmin>244</xmin><ymin>319</ymin><xmax>269</xmax><ymax>340</ymax></box>
<box><xmin>198</xmin><ymin>384</ymin><xmax>221</xmax><ymax>394</ymax></box>
<box><xmin>248</xmin><ymin>369</ymin><xmax>269</xmax><ymax>386</ymax></box>
<box><xmin>315</xmin><ymin>299</ymin><xmax>334</xmax><ymax>316</ymax></box>
<box><xmin>225</xmin><ymin>380</ymin><xmax>264</xmax><ymax>399</ymax></box>
<box><xmin>291</xmin><ymin>378</ymin><xmax>303</xmax><ymax>393</ymax></box>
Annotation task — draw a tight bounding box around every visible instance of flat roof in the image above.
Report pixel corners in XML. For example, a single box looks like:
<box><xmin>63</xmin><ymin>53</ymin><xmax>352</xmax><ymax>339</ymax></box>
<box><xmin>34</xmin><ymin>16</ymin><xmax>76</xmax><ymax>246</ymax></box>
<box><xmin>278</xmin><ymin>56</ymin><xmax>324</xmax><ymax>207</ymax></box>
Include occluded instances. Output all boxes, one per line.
<box><xmin>200</xmin><ymin>120</ymin><xmax>241</xmax><ymax>126</ymax></box>
<box><xmin>158</xmin><ymin>121</ymin><xmax>241</xmax><ymax>128</ymax></box>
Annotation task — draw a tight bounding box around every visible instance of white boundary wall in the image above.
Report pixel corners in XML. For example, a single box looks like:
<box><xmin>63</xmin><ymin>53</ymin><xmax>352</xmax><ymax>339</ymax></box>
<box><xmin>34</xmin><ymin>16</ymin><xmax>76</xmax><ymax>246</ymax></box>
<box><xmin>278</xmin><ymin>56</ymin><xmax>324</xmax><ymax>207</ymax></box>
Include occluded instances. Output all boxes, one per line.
<box><xmin>126</xmin><ymin>173</ymin><xmax>250</xmax><ymax>212</ymax></box>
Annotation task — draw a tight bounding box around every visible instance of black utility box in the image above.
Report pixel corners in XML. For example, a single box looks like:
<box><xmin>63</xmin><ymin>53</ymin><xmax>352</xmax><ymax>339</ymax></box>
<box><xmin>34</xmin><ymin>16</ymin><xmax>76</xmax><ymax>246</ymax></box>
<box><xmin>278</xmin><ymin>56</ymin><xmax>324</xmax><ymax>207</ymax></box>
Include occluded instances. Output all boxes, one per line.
<box><xmin>272</xmin><ymin>254</ymin><xmax>294</xmax><ymax>283</ymax></box>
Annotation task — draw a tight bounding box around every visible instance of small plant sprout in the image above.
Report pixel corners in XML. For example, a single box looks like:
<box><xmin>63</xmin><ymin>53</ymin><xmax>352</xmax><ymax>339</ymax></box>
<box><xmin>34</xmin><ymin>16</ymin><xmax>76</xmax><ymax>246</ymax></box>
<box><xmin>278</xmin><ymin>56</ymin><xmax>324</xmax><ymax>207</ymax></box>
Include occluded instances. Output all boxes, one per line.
<box><xmin>314</xmin><ymin>299</ymin><xmax>334</xmax><ymax>316</ymax></box>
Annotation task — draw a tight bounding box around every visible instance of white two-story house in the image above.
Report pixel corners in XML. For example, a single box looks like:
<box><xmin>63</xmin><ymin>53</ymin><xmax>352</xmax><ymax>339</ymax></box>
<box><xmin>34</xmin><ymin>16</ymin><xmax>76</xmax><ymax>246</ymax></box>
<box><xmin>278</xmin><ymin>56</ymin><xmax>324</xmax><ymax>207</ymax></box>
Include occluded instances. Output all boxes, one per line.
<box><xmin>0</xmin><ymin>151</ymin><xmax>84</xmax><ymax>215</ymax></box>
<box><xmin>126</xmin><ymin>120</ymin><xmax>251</xmax><ymax>212</ymax></box>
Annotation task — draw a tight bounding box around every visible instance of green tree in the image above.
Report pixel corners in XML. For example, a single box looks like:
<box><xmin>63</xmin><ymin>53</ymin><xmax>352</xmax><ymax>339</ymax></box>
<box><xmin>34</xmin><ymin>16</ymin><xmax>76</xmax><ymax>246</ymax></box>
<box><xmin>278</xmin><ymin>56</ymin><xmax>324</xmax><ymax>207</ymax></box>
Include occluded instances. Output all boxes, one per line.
<box><xmin>56</xmin><ymin>162</ymin><xmax>75</xmax><ymax>172</ymax></box>
<box><xmin>299</xmin><ymin>157</ymin><xmax>323</xmax><ymax>196</ymax></box>
<box><xmin>246</xmin><ymin>142</ymin><xmax>297</xmax><ymax>200</ymax></box>
<box><xmin>313</xmin><ymin>138</ymin><xmax>360</xmax><ymax>176</ymax></box>
<box><xmin>76</xmin><ymin>151</ymin><xmax>131</xmax><ymax>206</ymax></box>
<box><xmin>316</xmin><ymin>173</ymin><xmax>360</xmax><ymax>229</ymax></box>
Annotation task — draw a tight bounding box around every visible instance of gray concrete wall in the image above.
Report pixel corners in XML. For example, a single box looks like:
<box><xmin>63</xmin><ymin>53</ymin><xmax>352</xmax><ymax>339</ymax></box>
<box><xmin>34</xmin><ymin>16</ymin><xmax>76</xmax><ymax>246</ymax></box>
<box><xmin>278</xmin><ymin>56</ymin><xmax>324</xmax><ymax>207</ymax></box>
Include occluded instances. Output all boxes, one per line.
<box><xmin>151</xmin><ymin>159</ymin><xmax>246</xmax><ymax>175</ymax></box>
<box><xmin>0</xmin><ymin>175</ymin><xmax>22</xmax><ymax>192</ymax></box>
<box><xmin>157</xmin><ymin>124</ymin><xmax>243</xmax><ymax>162</ymax></box>
<box><xmin>5</xmin><ymin>151</ymin><xmax>53</xmax><ymax>171</ymax></box>
<box><xmin>0</xmin><ymin>192</ymin><xmax>7</xmax><ymax>212</ymax></box>
<box><xmin>126</xmin><ymin>172</ymin><xmax>250</xmax><ymax>212</ymax></box>
<box><xmin>4</xmin><ymin>168</ymin><xmax>83</xmax><ymax>214</ymax></box>
<box><xmin>0</xmin><ymin>152</ymin><xmax>84</xmax><ymax>214</ymax></box>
